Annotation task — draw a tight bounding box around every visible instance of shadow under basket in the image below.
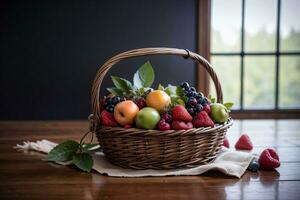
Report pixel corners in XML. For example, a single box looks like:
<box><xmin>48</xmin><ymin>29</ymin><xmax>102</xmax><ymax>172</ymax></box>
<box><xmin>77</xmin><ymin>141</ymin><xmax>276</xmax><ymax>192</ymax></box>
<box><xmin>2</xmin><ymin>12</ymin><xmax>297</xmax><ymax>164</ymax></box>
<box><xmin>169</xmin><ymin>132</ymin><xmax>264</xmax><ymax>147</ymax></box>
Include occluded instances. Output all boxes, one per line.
<box><xmin>91</xmin><ymin>48</ymin><xmax>234</xmax><ymax>170</ymax></box>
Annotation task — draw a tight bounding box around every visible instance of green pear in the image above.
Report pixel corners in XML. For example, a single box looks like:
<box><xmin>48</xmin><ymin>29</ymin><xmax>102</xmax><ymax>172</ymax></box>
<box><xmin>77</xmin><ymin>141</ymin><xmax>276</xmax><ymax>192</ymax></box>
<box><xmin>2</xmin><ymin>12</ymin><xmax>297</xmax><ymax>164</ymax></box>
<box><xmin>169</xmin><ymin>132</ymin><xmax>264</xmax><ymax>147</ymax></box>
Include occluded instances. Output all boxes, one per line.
<box><xmin>209</xmin><ymin>103</ymin><xmax>229</xmax><ymax>123</ymax></box>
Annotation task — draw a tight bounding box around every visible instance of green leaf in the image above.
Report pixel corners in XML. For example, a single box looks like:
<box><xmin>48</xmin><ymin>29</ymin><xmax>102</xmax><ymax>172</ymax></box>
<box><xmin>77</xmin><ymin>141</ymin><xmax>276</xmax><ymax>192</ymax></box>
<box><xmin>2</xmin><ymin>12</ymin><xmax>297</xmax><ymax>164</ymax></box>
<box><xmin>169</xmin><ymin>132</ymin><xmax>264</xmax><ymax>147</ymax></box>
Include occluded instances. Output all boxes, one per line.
<box><xmin>47</xmin><ymin>140</ymin><xmax>79</xmax><ymax>162</ymax></box>
<box><xmin>175</xmin><ymin>98</ymin><xmax>185</xmax><ymax>106</ymax></box>
<box><xmin>176</xmin><ymin>87</ymin><xmax>184</xmax><ymax>97</ymax></box>
<box><xmin>133</xmin><ymin>61</ymin><xmax>155</xmax><ymax>88</ymax></box>
<box><xmin>224</xmin><ymin>102</ymin><xmax>234</xmax><ymax>110</ymax></box>
<box><xmin>72</xmin><ymin>153</ymin><xmax>93</xmax><ymax>172</ymax></box>
<box><xmin>157</xmin><ymin>83</ymin><xmax>164</xmax><ymax>91</ymax></box>
<box><xmin>164</xmin><ymin>85</ymin><xmax>177</xmax><ymax>96</ymax></box>
<box><xmin>107</xmin><ymin>87</ymin><xmax>124</xmax><ymax>96</ymax></box>
<box><xmin>111</xmin><ymin>76</ymin><xmax>133</xmax><ymax>91</ymax></box>
<box><xmin>208</xmin><ymin>95</ymin><xmax>216</xmax><ymax>103</ymax></box>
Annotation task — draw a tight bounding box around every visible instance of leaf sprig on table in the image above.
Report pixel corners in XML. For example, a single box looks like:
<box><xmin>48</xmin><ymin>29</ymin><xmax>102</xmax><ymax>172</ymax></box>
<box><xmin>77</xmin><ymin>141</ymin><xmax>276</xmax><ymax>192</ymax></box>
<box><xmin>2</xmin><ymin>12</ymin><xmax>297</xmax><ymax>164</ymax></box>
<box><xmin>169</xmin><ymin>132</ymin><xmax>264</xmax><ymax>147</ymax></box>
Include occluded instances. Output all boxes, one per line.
<box><xmin>46</xmin><ymin>140</ymin><xmax>99</xmax><ymax>172</ymax></box>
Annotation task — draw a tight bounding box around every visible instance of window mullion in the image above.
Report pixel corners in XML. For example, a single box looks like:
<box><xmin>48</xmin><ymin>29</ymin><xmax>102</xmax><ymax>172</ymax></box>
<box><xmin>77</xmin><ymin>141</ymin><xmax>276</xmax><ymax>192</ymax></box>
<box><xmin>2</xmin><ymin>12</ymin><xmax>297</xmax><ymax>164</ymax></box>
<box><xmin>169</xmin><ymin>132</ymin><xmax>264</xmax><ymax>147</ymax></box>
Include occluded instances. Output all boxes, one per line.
<box><xmin>275</xmin><ymin>0</ymin><xmax>281</xmax><ymax>109</ymax></box>
<box><xmin>240</xmin><ymin>0</ymin><xmax>245</xmax><ymax>110</ymax></box>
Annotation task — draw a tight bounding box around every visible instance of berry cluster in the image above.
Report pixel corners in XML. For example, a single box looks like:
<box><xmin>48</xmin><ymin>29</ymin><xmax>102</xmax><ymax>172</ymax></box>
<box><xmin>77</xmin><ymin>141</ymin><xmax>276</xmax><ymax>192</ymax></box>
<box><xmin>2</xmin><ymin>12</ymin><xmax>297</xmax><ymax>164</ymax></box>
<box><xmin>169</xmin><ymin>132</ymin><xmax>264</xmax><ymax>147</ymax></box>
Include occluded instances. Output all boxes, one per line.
<box><xmin>180</xmin><ymin>82</ymin><xmax>209</xmax><ymax>116</ymax></box>
<box><xmin>104</xmin><ymin>96</ymin><xmax>125</xmax><ymax>112</ymax></box>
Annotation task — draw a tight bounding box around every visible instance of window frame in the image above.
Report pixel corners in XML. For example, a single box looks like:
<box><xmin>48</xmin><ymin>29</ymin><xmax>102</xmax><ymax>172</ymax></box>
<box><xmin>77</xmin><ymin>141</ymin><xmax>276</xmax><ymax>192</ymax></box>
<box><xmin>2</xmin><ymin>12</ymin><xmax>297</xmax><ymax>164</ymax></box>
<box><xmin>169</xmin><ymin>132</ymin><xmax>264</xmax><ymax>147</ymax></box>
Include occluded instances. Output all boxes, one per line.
<box><xmin>197</xmin><ymin>0</ymin><xmax>300</xmax><ymax>119</ymax></box>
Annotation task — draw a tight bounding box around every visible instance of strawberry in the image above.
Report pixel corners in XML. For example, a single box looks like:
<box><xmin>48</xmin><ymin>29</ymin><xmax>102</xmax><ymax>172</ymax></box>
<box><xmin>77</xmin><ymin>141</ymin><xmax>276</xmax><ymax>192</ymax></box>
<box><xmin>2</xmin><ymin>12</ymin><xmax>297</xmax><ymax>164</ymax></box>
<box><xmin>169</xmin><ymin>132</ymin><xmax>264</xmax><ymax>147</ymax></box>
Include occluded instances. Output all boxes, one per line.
<box><xmin>172</xmin><ymin>120</ymin><xmax>193</xmax><ymax>130</ymax></box>
<box><xmin>223</xmin><ymin>137</ymin><xmax>230</xmax><ymax>148</ymax></box>
<box><xmin>100</xmin><ymin>110</ymin><xmax>118</xmax><ymax>127</ymax></box>
<box><xmin>192</xmin><ymin>111</ymin><xmax>214</xmax><ymax>128</ymax></box>
<box><xmin>203</xmin><ymin>104</ymin><xmax>211</xmax><ymax>114</ymax></box>
<box><xmin>235</xmin><ymin>134</ymin><xmax>253</xmax><ymax>150</ymax></box>
<box><xmin>172</xmin><ymin>105</ymin><xmax>193</xmax><ymax>122</ymax></box>
<box><xmin>259</xmin><ymin>148</ymin><xmax>280</xmax><ymax>170</ymax></box>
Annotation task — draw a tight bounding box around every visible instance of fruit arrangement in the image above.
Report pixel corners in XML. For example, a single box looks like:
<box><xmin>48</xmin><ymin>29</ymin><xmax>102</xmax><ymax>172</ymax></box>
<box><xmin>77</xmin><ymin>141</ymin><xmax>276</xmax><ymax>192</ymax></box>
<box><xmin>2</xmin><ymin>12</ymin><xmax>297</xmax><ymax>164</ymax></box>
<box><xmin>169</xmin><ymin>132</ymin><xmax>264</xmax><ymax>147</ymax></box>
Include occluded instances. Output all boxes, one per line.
<box><xmin>99</xmin><ymin>61</ymin><xmax>234</xmax><ymax>130</ymax></box>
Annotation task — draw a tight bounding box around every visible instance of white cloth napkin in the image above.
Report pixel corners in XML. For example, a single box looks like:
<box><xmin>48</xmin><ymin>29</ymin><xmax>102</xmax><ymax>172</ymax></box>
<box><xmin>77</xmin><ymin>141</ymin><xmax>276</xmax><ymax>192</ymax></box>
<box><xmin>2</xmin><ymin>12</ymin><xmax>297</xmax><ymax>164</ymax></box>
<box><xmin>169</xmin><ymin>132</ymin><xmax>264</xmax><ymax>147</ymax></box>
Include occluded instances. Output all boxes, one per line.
<box><xmin>14</xmin><ymin>140</ymin><xmax>254</xmax><ymax>178</ymax></box>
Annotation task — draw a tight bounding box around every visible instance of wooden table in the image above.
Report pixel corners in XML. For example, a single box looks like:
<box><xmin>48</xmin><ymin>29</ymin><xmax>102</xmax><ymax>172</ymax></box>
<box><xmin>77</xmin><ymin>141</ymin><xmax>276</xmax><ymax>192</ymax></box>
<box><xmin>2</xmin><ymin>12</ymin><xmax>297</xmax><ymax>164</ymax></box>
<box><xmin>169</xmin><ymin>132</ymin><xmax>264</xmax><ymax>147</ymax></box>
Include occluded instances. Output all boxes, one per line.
<box><xmin>0</xmin><ymin>120</ymin><xmax>299</xmax><ymax>200</ymax></box>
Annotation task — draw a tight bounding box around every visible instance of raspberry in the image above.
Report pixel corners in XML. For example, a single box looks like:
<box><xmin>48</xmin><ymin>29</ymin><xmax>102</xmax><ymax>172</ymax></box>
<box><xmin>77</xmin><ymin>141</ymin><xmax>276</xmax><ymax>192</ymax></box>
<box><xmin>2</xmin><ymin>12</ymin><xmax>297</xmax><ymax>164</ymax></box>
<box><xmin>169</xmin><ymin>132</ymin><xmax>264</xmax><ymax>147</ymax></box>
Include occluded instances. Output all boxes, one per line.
<box><xmin>162</xmin><ymin>113</ymin><xmax>172</xmax><ymax>123</ymax></box>
<box><xmin>135</xmin><ymin>98</ymin><xmax>146</xmax><ymax>109</ymax></box>
<box><xmin>158</xmin><ymin>119</ymin><xmax>171</xmax><ymax>131</ymax></box>
<box><xmin>258</xmin><ymin>148</ymin><xmax>280</xmax><ymax>170</ymax></box>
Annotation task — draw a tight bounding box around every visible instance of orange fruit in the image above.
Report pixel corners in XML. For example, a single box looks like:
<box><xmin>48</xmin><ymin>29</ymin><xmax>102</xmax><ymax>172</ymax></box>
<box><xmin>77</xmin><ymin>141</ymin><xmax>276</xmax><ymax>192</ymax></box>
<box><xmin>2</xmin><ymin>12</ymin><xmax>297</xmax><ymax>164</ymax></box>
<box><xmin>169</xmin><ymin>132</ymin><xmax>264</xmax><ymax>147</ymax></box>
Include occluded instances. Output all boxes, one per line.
<box><xmin>114</xmin><ymin>100</ymin><xmax>139</xmax><ymax>125</ymax></box>
<box><xmin>146</xmin><ymin>90</ymin><xmax>171</xmax><ymax>113</ymax></box>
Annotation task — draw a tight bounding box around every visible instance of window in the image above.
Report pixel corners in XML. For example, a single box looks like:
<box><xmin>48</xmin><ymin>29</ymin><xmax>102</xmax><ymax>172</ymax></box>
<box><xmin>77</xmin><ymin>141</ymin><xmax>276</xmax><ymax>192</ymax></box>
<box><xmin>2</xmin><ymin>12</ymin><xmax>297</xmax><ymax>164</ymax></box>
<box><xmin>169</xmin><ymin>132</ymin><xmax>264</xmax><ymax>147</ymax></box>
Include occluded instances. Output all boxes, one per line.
<box><xmin>210</xmin><ymin>0</ymin><xmax>300</xmax><ymax>112</ymax></box>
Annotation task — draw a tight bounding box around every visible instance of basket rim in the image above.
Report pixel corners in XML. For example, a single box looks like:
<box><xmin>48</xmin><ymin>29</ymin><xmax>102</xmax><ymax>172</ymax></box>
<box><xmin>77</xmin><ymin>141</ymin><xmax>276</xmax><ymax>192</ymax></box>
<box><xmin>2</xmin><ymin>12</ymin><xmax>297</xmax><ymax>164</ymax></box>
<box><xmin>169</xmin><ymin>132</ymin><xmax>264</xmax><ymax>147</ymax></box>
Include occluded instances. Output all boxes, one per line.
<box><xmin>97</xmin><ymin>118</ymin><xmax>233</xmax><ymax>137</ymax></box>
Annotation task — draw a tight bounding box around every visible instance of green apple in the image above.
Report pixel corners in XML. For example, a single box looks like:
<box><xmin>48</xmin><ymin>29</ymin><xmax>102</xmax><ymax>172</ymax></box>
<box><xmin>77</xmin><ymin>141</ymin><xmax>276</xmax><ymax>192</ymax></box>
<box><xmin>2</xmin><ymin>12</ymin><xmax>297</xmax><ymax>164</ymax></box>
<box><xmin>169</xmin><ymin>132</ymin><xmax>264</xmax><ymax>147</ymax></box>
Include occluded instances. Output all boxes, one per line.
<box><xmin>136</xmin><ymin>107</ymin><xmax>161</xmax><ymax>129</ymax></box>
<box><xmin>209</xmin><ymin>103</ymin><xmax>229</xmax><ymax>123</ymax></box>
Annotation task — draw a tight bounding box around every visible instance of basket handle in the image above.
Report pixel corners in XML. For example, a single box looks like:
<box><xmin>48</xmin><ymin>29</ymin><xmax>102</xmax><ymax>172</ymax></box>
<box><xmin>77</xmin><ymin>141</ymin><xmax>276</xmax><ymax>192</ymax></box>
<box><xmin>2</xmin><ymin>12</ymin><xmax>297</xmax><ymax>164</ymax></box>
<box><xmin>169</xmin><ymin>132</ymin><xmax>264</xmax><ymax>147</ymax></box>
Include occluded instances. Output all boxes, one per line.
<box><xmin>90</xmin><ymin>48</ymin><xmax>223</xmax><ymax>129</ymax></box>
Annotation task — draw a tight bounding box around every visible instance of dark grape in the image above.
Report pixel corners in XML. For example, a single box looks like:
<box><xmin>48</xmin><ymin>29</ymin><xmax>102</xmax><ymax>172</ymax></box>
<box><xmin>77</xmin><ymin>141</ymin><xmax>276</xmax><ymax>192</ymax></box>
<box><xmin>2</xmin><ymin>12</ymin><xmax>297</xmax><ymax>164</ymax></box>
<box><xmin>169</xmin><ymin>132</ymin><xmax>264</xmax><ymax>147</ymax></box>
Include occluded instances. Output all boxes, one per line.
<box><xmin>190</xmin><ymin>87</ymin><xmax>196</xmax><ymax>92</ymax></box>
<box><xmin>187</xmin><ymin>97</ymin><xmax>197</xmax><ymax>106</ymax></box>
<box><xmin>144</xmin><ymin>88</ymin><xmax>153</xmax><ymax>96</ymax></box>
<box><xmin>180</xmin><ymin>82</ymin><xmax>190</xmax><ymax>89</ymax></box>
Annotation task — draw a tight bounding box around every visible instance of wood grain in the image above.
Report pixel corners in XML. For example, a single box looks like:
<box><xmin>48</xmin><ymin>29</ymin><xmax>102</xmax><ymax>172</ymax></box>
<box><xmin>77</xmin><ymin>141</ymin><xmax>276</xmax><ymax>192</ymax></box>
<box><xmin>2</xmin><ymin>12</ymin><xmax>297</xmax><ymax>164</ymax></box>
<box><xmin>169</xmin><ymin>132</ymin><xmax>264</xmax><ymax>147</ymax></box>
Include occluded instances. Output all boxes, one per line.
<box><xmin>0</xmin><ymin>120</ymin><xmax>299</xmax><ymax>200</ymax></box>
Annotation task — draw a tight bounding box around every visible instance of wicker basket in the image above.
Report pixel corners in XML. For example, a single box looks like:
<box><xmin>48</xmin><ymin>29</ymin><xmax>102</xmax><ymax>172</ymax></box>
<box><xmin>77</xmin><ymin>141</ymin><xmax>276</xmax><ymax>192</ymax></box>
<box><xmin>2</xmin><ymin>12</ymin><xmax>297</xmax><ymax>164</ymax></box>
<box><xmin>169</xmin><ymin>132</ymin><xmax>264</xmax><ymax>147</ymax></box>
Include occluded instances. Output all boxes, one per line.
<box><xmin>90</xmin><ymin>48</ymin><xmax>233</xmax><ymax>169</ymax></box>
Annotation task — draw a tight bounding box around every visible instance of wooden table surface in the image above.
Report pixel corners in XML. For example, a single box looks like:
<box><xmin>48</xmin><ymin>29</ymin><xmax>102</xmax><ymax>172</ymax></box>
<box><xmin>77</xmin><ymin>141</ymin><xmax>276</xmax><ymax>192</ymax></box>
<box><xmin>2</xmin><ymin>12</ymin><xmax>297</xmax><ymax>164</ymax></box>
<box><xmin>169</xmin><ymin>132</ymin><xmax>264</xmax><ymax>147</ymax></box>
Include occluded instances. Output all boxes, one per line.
<box><xmin>0</xmin><ymin>120</ymin><xmax>300</xmax><ymax>200</ymax></box>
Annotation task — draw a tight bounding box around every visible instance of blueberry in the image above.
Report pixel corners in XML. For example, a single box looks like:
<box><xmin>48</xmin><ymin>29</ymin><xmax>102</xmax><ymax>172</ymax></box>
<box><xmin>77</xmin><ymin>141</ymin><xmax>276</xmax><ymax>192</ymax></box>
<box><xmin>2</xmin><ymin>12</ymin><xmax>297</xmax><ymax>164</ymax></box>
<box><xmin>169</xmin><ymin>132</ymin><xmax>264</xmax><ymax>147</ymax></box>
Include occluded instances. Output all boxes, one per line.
<box><xmin>112</xmin><ymin>96</ymin><xmax>121</xmax><ymax>104</ymax></box>
<box><xmin>202</xmin><ymin>97</ymin><xmax>209</xmax><ymax>105</ymax></box>
<box><xmin>180</xmin><ymin>82</ymin><xmax>189</xmax><ymax>89</ymax></box>
<box><xmin>248</xmin><ymin>160</ymin><xmax>260</xmax><ymax>172</ymax></box>
<box><xmin>190</xmin><ymin>87</ymin><xmax>196</xmax><ymax>92</ymax></box>
<box><xmin>195</xmin><ymin>104</ymin><xmax>203</xmax><ymax>112</ymax></box>
<box><xmin>195</xmin><ymin>94</ymin><xmax>202</xmax><ymax>100</ymax></box>
<box><xmin>186</xmin><ymin>91</ymin><xmax>194</xmax><ymax>97</ymax></box>
<box><xmin>187</xmin><ymin>107</ymin><xmax>195</xmax><ymax>115</ymax></box>
<box><xmin>198</xmin><ymin>92</ymin><xmax>204</xmax><ymax>98</ymax></box>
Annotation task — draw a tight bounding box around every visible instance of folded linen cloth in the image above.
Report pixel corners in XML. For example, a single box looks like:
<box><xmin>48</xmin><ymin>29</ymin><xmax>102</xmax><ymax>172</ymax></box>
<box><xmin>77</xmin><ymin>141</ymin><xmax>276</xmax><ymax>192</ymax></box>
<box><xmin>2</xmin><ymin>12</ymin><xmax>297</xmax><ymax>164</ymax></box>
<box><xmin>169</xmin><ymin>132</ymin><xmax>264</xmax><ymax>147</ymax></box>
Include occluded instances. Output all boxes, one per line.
<box><xmin>14</xmin><ymin>140</ymin><xmax>254</xmax><ymax>178</ymax></box>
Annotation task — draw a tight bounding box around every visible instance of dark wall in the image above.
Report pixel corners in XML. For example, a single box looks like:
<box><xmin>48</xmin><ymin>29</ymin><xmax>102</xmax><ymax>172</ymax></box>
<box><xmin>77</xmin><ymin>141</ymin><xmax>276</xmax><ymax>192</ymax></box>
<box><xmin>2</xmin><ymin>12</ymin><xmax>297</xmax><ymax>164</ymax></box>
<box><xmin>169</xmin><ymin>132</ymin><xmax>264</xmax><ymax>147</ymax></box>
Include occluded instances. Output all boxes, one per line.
<box><xmin>0</xmin><ymin>0</ymin><xmax>197</xmax><ymax>120</ymax></box>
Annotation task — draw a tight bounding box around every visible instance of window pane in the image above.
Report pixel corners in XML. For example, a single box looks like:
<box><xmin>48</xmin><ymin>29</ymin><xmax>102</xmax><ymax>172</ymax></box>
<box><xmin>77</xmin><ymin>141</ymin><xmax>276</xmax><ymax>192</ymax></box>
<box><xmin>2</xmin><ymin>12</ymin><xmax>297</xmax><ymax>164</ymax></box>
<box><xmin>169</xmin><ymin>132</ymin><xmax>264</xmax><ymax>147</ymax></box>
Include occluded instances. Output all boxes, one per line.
<box><xmin>244</xmin><ymin>56</ymin><xmax>276</xmax><ymax>109</ymax></box>
<box><xmin>280</xmin><ymin>0</ymin><xmax>300</xmax><ymax>52</ymax></box>
<box><xmin>279</xmin><ymin>56</ymin><xmax>300</xmax><ymax>108</ymax></box>
<box><xmin>210</xmin><ymin>56</ymin><xmax>241</xmax><ymax>109</ymax></box>
<box><xmin>244</xmin><ymin>0</ymin><xmax>277</xmax><ymax>52</ymax></box>
<box><xmin>211</xmin><ymin>0</ymin><xmax>241</xmax><ymax>52</ymax></box>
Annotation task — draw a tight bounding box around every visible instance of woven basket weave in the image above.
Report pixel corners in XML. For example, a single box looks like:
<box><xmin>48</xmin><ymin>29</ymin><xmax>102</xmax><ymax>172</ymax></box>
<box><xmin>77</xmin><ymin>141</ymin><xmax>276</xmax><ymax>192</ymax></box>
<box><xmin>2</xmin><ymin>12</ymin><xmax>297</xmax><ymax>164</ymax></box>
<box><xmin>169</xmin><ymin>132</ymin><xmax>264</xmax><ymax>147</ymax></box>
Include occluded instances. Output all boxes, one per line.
<box><xmin>90</xmin><ymin>48</ymin><xmax>233</xmax><ymax>169</ymax></box>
